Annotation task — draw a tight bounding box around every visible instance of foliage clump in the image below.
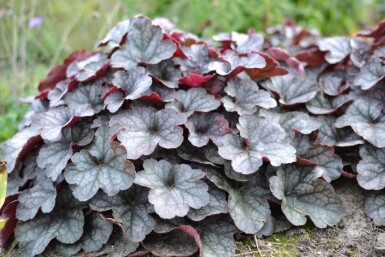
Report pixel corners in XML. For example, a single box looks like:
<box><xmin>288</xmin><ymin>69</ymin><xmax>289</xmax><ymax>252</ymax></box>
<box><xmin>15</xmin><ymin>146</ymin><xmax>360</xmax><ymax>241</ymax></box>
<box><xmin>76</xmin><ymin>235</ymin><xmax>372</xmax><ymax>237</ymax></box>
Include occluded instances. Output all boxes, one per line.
<box><xmin>2</xmin><ymin>16</ymin><xmax>385</xmax><ymax>257</ymax></box>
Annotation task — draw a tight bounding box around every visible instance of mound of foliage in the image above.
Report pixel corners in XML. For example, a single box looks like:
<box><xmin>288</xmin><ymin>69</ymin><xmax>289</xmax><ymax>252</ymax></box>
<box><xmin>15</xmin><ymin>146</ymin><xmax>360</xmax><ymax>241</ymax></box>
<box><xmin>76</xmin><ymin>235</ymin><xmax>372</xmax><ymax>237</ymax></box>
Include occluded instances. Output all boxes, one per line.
<box><xmin>2</xmin><ymin>16</ymin><xmax>385</xmax><ymax>257</ymax></box>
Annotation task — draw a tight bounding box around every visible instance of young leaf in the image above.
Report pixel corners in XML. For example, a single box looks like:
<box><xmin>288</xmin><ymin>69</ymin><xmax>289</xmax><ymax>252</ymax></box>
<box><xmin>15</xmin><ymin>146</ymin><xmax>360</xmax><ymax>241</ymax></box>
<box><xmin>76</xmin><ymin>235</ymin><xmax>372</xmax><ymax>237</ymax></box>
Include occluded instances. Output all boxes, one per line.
<box><xmin>165</xmin><ymin>88</ymin><xmax>221</xmax><ymax>117</ymax></box>
<box><xmin>147</xmin><ymin>59</ymin><xmax>181</xmax><ymax>88</ymax></box>
<box><xmin>318</xmin><ymin>37</ymin><xmax>351</xmax><ymax>64</ymax></box>
<box><xmin>206</xmin><ymin>168</ymin><xmax>271</xmax><ymax>233</ymax></box>
<box><xmin>90</xmin><ymin>185</ymin><xmax>155</xmax><ymax>242</ymax></box>
<box><xmin>110</xmin><ymin>105</ymin><xmax>186</xmax><ymax>159</ymax></box>
<box><xmin>357</xmin><ymin>145</ymin><xmax>385</xmax><ymax>190</ymax></box>
<box><xmin>218</xmin><ymin>116</ymin><xmax>296</xmax><ymax>174</ymax></box>
<box><xmin>135</xmin><ymin>159</ymin><xmax>209</xmax><ymax>219</ymax></box>
<box><xmin>319</xmin><ymin>70</ymin><xmax>350</xmax><ymax>96</ymax></box>
<box><xmin>185</xmin><ymin>112</ymin><xmax>230</xmax><ymax>147</ymax></box>
<box><xmin>213</xmin><ymin>31</ymin><xmax>264</xmax><ymax>53</ymax></box>
<box><xmin>222</xmin><ymin>78</ymin><xmax>277</xmax><ymax>115</ymax></box>
<box><xmin>335</xmin><ymin>98</ymin><xmax>385</xmax><ymax>148</ymax></box>
<box><xmin>176</xmin><ymin>44</ymin><xmax>215</xmax><ymax>75</ymax></box>
<box><xmin>64</xmin><ymin>80</ymin><xmax>104</xmax><ymax>114</ymax></box>
<box><xmin>47</xmin><ymin>79</ymin><xmax>73</xmax><ymax>107</ymax></box>
<box><xmin>269</xmin><ymin>164</ymin><xmax>344</xmax><ymax>228</ymax></box>
<box><xmin>97</xmin><ymin>19</ymin><xmax>130</xmax><ymax>48</ymax></box>
<box><xmin>111</xmin><ymin>67</ymin><xmax>152</xmax><ymax>100</ymax></box>
<box><xmin>208</xmin><ymin>50</ymin><xmax>266</xmax><ymax>76</ymax></box>
<box><xmin>104</xmin><ymin>90</ymin><xmax>126</xmax><ymax>113</ymax></box>
<box><xmin>15</xmin><ymin>186</ymin><xmax>86</xmax><ymax>257</ymax></box>
<box><xmin>67</xmin><ymin>53</ymin><xmax>109</xmax><ymax>82</ymax></box>
<box><xmin>64</xmin><ymin>125</ymin><xmax>135</xmax><ymax>201</ymax></box>
<box><xmin>110</xmin><ymin>17</ymin><xmax>176</xmax><ymax>70</ymax></box>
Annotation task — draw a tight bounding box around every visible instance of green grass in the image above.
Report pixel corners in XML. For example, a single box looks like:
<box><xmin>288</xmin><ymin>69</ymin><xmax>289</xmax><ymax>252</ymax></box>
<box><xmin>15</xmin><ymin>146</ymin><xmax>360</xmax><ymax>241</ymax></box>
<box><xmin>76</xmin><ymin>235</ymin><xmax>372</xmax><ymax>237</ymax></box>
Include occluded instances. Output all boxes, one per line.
<box><xmin>0</xmin><ymin>0</ymin><xmax>384</xmax><ymax>147</ymax></box>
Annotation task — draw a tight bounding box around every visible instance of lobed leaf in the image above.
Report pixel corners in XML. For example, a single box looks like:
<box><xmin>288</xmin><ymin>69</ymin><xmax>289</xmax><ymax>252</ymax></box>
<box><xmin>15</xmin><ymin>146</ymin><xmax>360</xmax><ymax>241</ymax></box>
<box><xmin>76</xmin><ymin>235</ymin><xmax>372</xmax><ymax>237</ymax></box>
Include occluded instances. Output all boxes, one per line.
<box><xmin>269</xmin><ymin>164</ymin><xmax>344</xmax><ymax>228</ymax></box>
<box><xmin>111</xmin><ymin>17</ymin><xmax>176</xmax><ymax>70</ymax></box>
<box><xmin>135</xmin><ymin>159</ymin><xmax>209</xmax><ymax>219</ymax></box>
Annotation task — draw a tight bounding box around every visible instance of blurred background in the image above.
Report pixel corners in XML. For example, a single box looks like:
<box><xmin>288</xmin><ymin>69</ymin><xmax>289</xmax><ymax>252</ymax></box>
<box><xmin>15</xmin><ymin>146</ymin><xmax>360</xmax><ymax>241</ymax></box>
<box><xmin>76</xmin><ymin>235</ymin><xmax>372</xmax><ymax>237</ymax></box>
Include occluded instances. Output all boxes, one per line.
<box><xmin>0</xmin><ymin>0</ymin><xmax>384</xmax><ymax>150</ymax></box>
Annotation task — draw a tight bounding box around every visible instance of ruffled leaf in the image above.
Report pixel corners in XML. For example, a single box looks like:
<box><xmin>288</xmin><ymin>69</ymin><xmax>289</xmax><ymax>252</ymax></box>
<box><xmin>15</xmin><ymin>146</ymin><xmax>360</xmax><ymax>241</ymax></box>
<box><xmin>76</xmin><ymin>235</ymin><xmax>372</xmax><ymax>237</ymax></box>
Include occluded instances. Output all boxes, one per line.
<box><xmin>16</xmin><ymin>176</ymin><xmax>56</xmax><ymax>221</ymax></box>
<box><xmin>165</xmin><ymin>88</ymin><xmax>220</xmax><ymax>117</ymax></box>
<box><xmin>147</xmin><ymin>59</ymin><xmax>181</xmax><ymax>88</ymax></box>
<box><xmin>354</xmin><ymin>62</ymin><xmax>385</xmax><ymax>90</ymax></box>
<box><xmin>110</xmin><ymin>17</ymin><xmax>176</xmax><ymax>70</ymax></box>
<box><xmin>335</xmin><ymin>98</ymin><xmax>385</xmax><ymax>148</ymax></box>
<box><xmin>222</xmin><ymin>78</ymin><xmax>277</xmax><ymax>115</ymax></box>
<box><xmin>31</xmin><ymin>105</ymin><xmax>93</xmax><ymax>142</ymax></box>
<box><xmin>111</xmin><ymin>67</ymin><xmax>152</xmax><ymax>100</ymax></box>
<box><xmin>357</xmin><ymin>145</ymin><xmax>385</xmax><ymax>190</ymax></box>
<box><xmin>263</xmin><ymin>71</ymin><xmax>319</xmax><ymax>105</ymax></box>
<box><xmin>15</xmin><ymin>186</ymin><xmax>87</xmax><ymax>257</ymax></box>
<box><xmin>135</xmin><ymin>159</ymin><xmax>209</xmax><ymax>219</ymax></box>
<box><xmin>218</xmin><ymin>115</ymin><xmax>296</xmax><ymax>174</ymax></box>
<box><xmin>207</xmin><ymin>168</ymin><xmax>271</xmax><ymax>233</ymax></box>
<box><xmin>90</xmin><ymin>185</ymin><xmax>154</xmax><ymax>242</ymax></box>
<box><xmin>37</xmin><ymin>123</ymin><xmax>94</xmax><ymax>180</ymax></box>
<box><xmin>269</xmin><ymin>164</ymin><xmax>344</xmax><ymax>228</ymax></box>
<box><xmin>317</xmin><ymin>116</ymin><xmax>364</xmax><ymax>147</ymax></box>
<box><xmin>364</xmin><ymin>192</ymin><xmax>385</xmax><ymax>226</ymax></box>
<box><xmin>110</xmin><ymin>105</ymin><xmax>186</xmax><ymax>159</ymax></box>
<box><xmin>208</xmin><ymin>50</ymin><xmax>266</xmax><ymax>76</ymax></box>
<box><xmin>185</xmin><ymin>112</ymin><xmax>230</xmax><ymax>147</ymax></box>
<box><xmin>64</xmin><ymin>125</ymin><xmax>135</xmax><ymax>201</ymax></box>
<box><xmin>187</xmin><ymin>187</ymin><xmax>228</xmax><ymax>221</ymax></box>
<box><xmin>318</xmin><ymin>37</ymin><xmax>351</xmax><ymax>64</ymax></box>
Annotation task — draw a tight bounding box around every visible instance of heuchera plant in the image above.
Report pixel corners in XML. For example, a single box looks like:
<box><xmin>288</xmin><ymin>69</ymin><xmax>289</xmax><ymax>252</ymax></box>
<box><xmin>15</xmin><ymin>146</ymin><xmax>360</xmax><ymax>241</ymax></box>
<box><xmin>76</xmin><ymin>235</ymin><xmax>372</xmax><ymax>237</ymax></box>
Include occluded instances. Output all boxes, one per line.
<box><xmin>2</xmin><ymin>15</ymin><xmax>385</xmax><ymax>257</ymax></box>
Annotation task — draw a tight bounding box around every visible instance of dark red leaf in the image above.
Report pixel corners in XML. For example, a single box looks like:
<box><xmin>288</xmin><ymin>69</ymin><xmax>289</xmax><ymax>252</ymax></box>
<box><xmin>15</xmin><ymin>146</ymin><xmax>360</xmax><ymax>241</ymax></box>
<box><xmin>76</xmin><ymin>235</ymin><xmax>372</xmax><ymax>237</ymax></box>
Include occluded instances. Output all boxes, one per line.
<box><xmin>179</xmin><ymin>74</ymin><xmax>215</xmax><ymax>87</ymax></box>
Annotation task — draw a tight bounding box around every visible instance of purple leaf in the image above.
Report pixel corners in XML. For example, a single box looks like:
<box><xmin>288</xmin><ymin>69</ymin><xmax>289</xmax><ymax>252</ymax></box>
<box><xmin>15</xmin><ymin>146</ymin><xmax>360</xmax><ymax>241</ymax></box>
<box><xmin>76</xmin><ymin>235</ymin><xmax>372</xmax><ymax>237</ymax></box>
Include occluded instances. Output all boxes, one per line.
<box><xmin>357</xmin><ymin>145</ymin><xmax>385</xmax><ymax>190</ymax></box>
<box><xmin>166</xmin><ymin>88</ymin><xmax>220</xmax><ymax>117</ymax></box>
<box><xmin>263</xmin><ymin>70</ymin><xmax>319</xmax><ymax>105</ymax></box>
<box><xmin>218</xmin><ymin>116</ymin><xmax>296</xmax><ymax>174</ymax></box>
<box><xmin>208</xmin><ymin>50</ymin><xmax>266</xmax><ymax>76</ymax></box>
<box><xmin>269</xmin><ymin>164</ymin><xmax>344</xmax><ymax>228</ymax></box>
<box><xmin>110</xmin><ymin>17</ymin><xmax>176</xmax><ymax>70</ymax></box>
<box><xmin>222</xmin><ymin>78</ymin><xmax>277</xmax><ymax>115</ymax></box>
<box><xmin>335</xmin><ymin>98</ymin><xmax>385</xmax><ymax>148</ymax></box>
<box><xmin>354</xmin><ymin>62</ymin><xmax>385</xmax><ymax>90</ymax></box>
<box><xmin>64</xmin><ymin>125</ymin><xmax>135</xmax><ymax>201</ymax></box>
<box><xmin>110</xmin><ymin>105</ymin><xmax>186</xmax><ymax>159</ymax></box>
<box><xmin>185</xmin><ymin>112</ymin><xmax>230</xmax><ymax>147</ymax></box>
<box><xmin>135</xmin><ymin>159</ymin><xmax>209</xmax><ymax>219</ymax></box>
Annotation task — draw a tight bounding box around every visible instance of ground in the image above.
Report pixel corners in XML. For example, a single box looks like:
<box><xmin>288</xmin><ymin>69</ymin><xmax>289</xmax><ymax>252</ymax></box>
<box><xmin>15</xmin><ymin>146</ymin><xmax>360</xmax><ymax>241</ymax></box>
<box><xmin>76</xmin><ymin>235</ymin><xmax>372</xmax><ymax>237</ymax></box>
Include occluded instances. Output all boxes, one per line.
<box><xmin>236</xmin><ymin>179</ymin><xmax>385</xmax><ymax>257</ymax></box>
<box><xmin>3</xmin><ymin>179</ymin><xmax>384</xmax><ymax>257</ymax></box>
